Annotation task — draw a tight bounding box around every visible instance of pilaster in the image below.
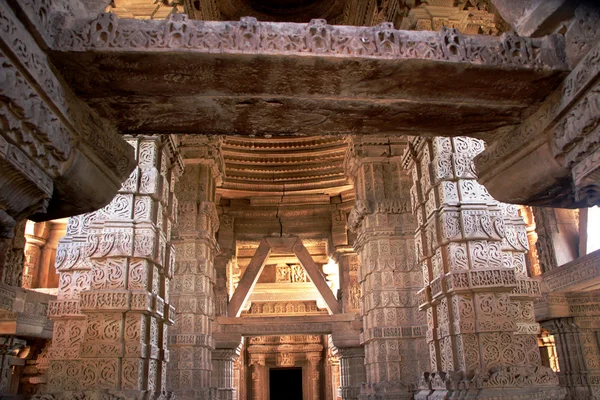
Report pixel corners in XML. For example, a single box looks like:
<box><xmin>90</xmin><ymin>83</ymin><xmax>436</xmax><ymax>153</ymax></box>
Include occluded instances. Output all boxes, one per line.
<box><xmin>406</xmin><ymin>137</ymin><xmax>565</xmax><ymax>400</ymax></box>
<box><xmin>249</xmin><ymin>354</ymin><xmax>266</xmax><ymax>400</ymax></box>
<box><xmin>211</xmin><ymin>347</ymin><xmax>240</xmax><ymax>400</ymax></box>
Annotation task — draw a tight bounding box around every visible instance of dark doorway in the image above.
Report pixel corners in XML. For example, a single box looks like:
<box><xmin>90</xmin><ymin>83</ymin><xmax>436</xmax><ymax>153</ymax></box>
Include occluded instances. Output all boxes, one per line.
<box><xmin>270</xmin><ymin>367</ymin><xmax>303</xmax><ymax>400</ymax></box>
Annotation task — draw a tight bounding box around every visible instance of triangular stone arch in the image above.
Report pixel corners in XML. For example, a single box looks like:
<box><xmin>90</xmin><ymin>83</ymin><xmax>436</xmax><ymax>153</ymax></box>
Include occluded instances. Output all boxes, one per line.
<box><xmin>227</xmin><ymin>237</ymin><xmax>340</xmax><ymax>317</ymax></box>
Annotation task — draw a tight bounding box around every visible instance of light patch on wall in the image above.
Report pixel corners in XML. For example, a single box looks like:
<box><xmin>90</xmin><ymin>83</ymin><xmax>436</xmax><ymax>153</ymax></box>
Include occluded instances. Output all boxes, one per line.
<box><xmin>588</xmin><ymin>206</ymin><xmax>600</xmax><ymax>254</ymax></box>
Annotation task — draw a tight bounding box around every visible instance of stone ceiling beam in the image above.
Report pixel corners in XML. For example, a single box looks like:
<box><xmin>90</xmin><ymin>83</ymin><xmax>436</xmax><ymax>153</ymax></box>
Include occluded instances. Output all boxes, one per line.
<box><xmin>227</xmin><ymin>238</ymin><xmax>271</xmax><ymax>317</ymax></box>
<box><xmin>292</xmin><ymin>238</ymin><xmax>340</xmax><ymax>314</ymax></box>
<box><xmin>50</xmin><ymin>14</ymin><xmax>568</xmax><ymax>138</ymax></box>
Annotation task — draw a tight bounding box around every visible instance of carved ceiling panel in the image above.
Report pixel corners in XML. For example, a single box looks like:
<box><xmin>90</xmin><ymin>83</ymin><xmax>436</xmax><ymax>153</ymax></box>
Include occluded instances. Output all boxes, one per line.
<box><xmin>220</xmin><ymin>136</ymin><xmax>350</xmax><ymax>198</ymax></box>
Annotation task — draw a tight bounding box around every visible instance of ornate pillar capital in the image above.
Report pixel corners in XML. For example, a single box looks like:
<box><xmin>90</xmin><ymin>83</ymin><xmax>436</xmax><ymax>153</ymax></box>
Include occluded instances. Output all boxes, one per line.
<box><xmin>179</xmin><ymin>135</ymin><xmax>224</xmax><ymax>186</ymax></box>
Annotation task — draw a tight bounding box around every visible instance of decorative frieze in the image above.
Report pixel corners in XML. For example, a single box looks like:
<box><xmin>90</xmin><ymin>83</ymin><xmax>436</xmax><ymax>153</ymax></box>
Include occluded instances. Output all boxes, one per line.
<box><xmin>57</xmin><ymin>13</ymin><xmax>564</xmax><ymax>71</ymax></box>
<box><xmin>0</xmin><ymin>0</ymin><xmax>135</xmax><ymax>238</ymax></box>
<box><xmin>475</xmin><ymin>32</ymin><xmax>600</xmax><ymax>208</ymax></box>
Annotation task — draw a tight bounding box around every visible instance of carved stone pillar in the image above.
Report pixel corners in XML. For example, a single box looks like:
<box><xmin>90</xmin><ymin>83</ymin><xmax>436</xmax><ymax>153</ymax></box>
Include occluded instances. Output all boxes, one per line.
<box><xmin>338</xmin><ymin>347</ymin><xmax>366</xmax><ymax>400</ymax></box>
<box><xmin>407</xmin><ymin>137</ymin><xmax>565</xmax><ymax>399</ymax></box>
<box><xmin>541</xmin><ymin>318</ymin><xmax>600</xmax><ymax>400</ymax></box>
<box><xmin>250</xmin><ymin>354</ymin><xmax>266</xmax><ymax>400</ymax></box>
<box><xmin>0</xmin><ymin>220</ymin><xmax>26</xmax><ymax>287</ymax></box>
<box><xmin>46</xmin><ymin>135</ymin><xmax>181</xmax><ymax>399</ymax></box>
<box><xmin>344</xmin><ymin>136</ymin><xmax>427</xmax><ymax>399</ymax></box>
<box><xmin>336</xmin><ymin>252</ymin><xmax>360</xmax><ymax>314</ymax></box>
<box><xmin>169</xmin><ymin>136</ymin><xmax>223</xmax><ymax>399</ymax></box>
<box><xmin>308</xmin><ymin>351</ymin><xmax>322</xmax><ymax>400</ymax></box>
<box><xmin>538</xmin><ymin>292</ymin><xmax>600</xmax><ymax>400</ymax></box>
<box><xmin>23</xmin><ymin>221</ymin><xmax>50</xmax><ymax>289</ymax></box>
<box><xmin>212</xmin><ymin>348</ymin><xmax>240</xmax><ymax>400</ymax></box>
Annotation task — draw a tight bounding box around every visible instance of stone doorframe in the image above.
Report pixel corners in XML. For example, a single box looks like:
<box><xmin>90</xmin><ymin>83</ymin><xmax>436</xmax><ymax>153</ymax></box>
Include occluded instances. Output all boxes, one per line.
<box><xmin>227</xmin><ymin>237</ymin><xmax>341</xmax><ymax>316</ymax></box>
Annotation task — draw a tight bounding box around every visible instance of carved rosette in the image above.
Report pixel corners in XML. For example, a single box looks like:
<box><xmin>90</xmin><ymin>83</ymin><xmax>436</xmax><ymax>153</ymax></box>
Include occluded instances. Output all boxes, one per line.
<box><xmin>407</xmin><ymin>137</ymin><xmax>565</xmax><ymax>400</ymax></box>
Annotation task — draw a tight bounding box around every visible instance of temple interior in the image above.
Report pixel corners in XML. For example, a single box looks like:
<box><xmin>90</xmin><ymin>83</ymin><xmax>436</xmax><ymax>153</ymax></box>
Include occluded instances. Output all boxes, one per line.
<box><xmin>0</xmin><ymin>1</ymin><xmax>599</xmax><ymax>400</ymax></box>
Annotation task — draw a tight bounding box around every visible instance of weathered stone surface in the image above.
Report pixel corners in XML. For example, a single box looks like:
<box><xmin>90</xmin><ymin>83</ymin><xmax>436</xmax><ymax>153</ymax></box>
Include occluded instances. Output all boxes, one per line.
<box><xmin>0</xmin><ymin>0</ymin><xmax>136</xmax><ymax>237</ymax></box>
<box><xmin>476</xmin><ymin>21</ymin><xmax>600</xmax><ymax>208</ymax></box>
<box><xmin>49</xmin><ymin>14</ymin><xmax>567</xmax><ymax>138</ymax></box>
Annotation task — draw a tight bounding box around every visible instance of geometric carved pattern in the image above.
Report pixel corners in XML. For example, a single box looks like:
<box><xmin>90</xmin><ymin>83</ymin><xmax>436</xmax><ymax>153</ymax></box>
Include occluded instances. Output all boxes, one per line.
<box><xmin>46</xmin><ymin>136</ymin><xmax>181</xmax><ymax>398</ymax></box>
<box><xmin>408</xmin><ymin>137</ymin><xmax>565</xmax><ymax>400</ymax></box>
<box><xmin>345</xmin><ymin>136</ymin><xmax>426</xmax><ymax>399</ymax></box>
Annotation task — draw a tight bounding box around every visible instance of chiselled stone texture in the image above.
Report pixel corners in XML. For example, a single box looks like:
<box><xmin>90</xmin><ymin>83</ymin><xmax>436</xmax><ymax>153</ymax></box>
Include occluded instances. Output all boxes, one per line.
<box><xmin>211</xmin><ymin>347</ymin><xmax>240</xmax><ymax>400</ymax></box>
<box><xmin>247</xmin><ymin>335</ymin><xmax>324</xmax><ymax>400</ymax></box>
<box><xmin>407</xmin><ymin>137</ymin><xmax>564</xmax><ymax>400</ymax></box>
<box><xmin>345</xmin><ymin>136</ymin><xmax>427</xmax><ymax>399</ymax></box>
<box><xmin>0</xmin><ymin>0</ymin><xmax>136</xmax><ymax>236</ymax></box>
<box><xmin>537</xmin><ymin>293</ymin><xmax>600</xmax><ymax>400</ymax></box>
<box><xmin>541</xmin><ymin>249</ymin><xmax>600</xmax><ymax>294</ymax></box>
<box><xmin>0</xmin><ymin>221</ymin><xmax>26</xmax><ymax>287</ymax></box>
<box><xmin>337</xmin><ymin>346</ymin><xmax>366</xmax><ymax>400</ymax></box>
<box><xmin>49</xmin><ymin>13</ymin><xmax>567</xmax><ymax>139</ymax></box>
<box><xmin>168</xmin><ymin>136</ymin><xmax>223</xmax><ymax>400</ymax></box>
<box><xmin>476</xmin><ymin>4</ymin><xmax>600</xmax><ymax>208</ymax></box>
<box><xmin>46</xmin><ymin>135</ymin><xmax>181</xmax><ymax>399</ymax></box>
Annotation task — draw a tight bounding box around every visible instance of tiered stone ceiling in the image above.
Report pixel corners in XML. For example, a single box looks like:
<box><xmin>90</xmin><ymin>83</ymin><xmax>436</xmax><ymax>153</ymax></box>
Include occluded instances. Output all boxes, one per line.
<box><xmin>219</xmin><ymin>136</ymin><xmax>351</xmax><ymax>198</ymax></box>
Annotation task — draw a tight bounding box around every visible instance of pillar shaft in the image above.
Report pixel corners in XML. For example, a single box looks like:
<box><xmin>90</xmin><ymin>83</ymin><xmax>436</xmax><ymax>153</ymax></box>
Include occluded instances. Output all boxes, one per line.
<box><xmin>407</xmin><ymin>137</ymin><xmax>564</xmax><ymax>399</ymax></box>
<box><xmin>168</xmin><ymin>137</ymin><xmax>223</xmax><ymax>399</ymax></box>
<box><xmin>23</xmin><ymin>221</ymin><xmax>49</xmax><ymax>289</ymax></box>
<box><xmin>345</xmin><ymin>137</ymin><xmax>427</xmax><ymax>400</ymax></box>
<box><xmin>47</xmin><ymin>135</ymin><xmax>181</xmax><ymax>398</ymax></box>
<box><xmin>338</xmin><ymin>347</ymin><xmax>366</xmax><ymax>400</ymax></box>
<box><xmin>212</xmin><ymin>348</ymin><xmax>240</xmax><ymax>400</ymax></box>
<box><xmin>542</xmin><ymin>297</ymin><xmax>600</xmax><ymax>400</ymax></box>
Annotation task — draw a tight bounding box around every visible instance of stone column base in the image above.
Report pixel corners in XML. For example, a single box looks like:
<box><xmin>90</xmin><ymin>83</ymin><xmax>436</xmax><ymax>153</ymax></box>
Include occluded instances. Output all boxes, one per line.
<box><xmin>358</xmin><ymin>381</ymin><xmax>414</xmax><ymax>400</ymax></box>
<box><xmin>415</xmin><ymin>369</ymin><xmax>566</xmax><ymax>400</ymax></box>
<box><xmin>213</xmin><ymin>387</ymin><xmax>235</xmax><ymax>400</ymax></box>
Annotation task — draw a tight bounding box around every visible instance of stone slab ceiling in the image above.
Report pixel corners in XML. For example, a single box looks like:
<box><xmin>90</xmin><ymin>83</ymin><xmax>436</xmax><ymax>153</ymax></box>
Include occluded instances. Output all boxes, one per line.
<box><xmin>51</xmin><ymin>14</ymin><xmax>568</xmax><ymax>139</ymax></box>
<box><xmin>220</xmin><ymin>136</ymin><xmax>350</xmax><ymax>197</ymax></box>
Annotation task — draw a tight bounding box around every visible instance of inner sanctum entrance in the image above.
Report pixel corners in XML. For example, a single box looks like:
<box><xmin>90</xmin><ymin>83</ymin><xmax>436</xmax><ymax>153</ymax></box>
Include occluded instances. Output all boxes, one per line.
<box><xmin>270</xmin><ymin>368</ymin><xmax>303</xmax><ymax>400</ymax></box>
<box><xmin>242</xmin><ymin>334</ymin><xmax>339</xmax><ymax>400</ymax></box>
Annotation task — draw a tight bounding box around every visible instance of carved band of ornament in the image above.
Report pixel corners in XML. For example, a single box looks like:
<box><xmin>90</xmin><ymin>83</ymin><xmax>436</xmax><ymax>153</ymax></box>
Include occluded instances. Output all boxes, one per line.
<box><xmin>475</xmin><ymin>41</ymin><xmax>600</xmax><ymax>178</ymax></box>
<box><xmin>0</xmin><ymin>55</ymin><xmax>70</xmax><ymax>175</ymax></box>
<box><xmin>363</xmin><ymin>325</ymin><xmax>426</xmax><ymax>341</ymax></box>
<box><xmin>511</xmin><ymin>279</ymin><xmax>541</xmax><ymax>298</ymax></box>
<box><xmin>542</xmin><ymin>250</ymin><xmax>600</xmax><ymax>292</ymax></box>
<box><xmin>421</xmin><ymin>366</ymin><xmax>561</xmax><ymax>392</ymax></box>
<box><xmin>48</xmin><ymin>299</ymin><xmax>82</xmax><ymax>318</ymax></box>
<box><xmin>568</xmin><ymin>303</ymin><xmax>600</xmax><ymax>317</ymax></box>
<box><xmin>552</xmin><ymin>86</ymin><xmax>600</xmax><ymax>168</ymax></box>
<box><xmin>249</xmin><ymin>335</ymin><xmax>322</xmax><ymax>344</ymax></box>
<box><xmin>428</xmin><ymin>269</ymin><xmax>518</xmax><ymax>301</ymax></box>
<box><xmin>58</xmin><ymin>13</ymin><xmax>564</xmax><ymax>69</ymax></box>
<box><xmin>573</xmin><ymin>146</ymin><xmax>600</xmax><ymax>189</ymax></box>
<box><xmin>0</xmin><ymin>131</ymin><xmax>53</xmax><ymax>197</ymax></box>
<box><xmin>0</xmin><ymin>1</ymin><xmax>134</xmax><ymax>180</ymax></box>
<box><xmin>0</xmin><ymin>1</ymin><xmax>69</xmax><ymax>117</ymax></box>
